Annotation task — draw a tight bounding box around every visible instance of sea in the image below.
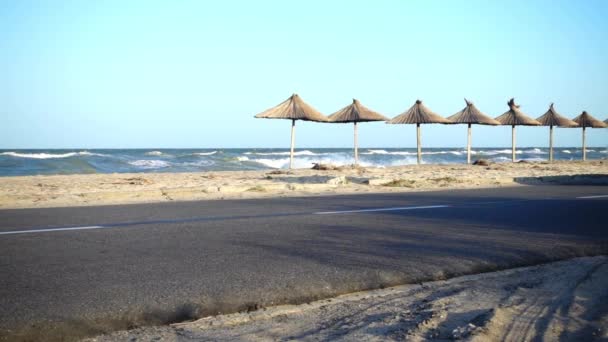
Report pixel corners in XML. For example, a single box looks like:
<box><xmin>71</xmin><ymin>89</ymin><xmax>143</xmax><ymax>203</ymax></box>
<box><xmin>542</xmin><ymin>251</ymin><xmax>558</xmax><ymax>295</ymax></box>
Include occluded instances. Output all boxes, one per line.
<box><xmin>0</xmin><ymin>147</ymin><xmax>606</xmax><ymax>177</ymax></box>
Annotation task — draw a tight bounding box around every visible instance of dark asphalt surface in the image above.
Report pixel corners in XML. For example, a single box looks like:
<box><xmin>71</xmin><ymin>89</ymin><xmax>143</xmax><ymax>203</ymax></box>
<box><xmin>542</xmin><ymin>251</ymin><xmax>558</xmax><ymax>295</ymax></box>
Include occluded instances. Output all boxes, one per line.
<box><xmin>1</xmin><ymin>185</ymin><xmax>607</xmax><ymax>341</ymax></box>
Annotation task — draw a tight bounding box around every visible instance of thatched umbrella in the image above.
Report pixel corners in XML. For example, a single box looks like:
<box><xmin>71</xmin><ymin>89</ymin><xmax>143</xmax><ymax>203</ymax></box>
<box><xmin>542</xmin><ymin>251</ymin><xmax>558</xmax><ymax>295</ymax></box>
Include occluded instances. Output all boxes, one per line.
<box><xmin>327</xmin><ymin>99</ymin><xmax>388</xmax><ymax>165</ymax></box>
<box><xmin>535</xmin><ymin>103</ymin><xmax>578</xmax><ymax>162</ymax></box>
<box><xmin>572</xmin><ymin>111</ymin><xmax>607</xmax><ymax>161</ymax></box>
<box><xmin>254</xmin><ymin>94</ymin><xmax>328</xmax><ymax>169</ymax></box>
<box><xmin>494</xmin><ymin>98</ymin><xmax>541</xmax><ymax>162</ymax></box>
<box><xmin>447</xmin><ymin>99</ymin><xmax>500</xmax><ymax>164</ymax></box>
<box><xmin>387</xmin><ymin>100</ymin><xmax>451</xmax><ymax>165</ymax></box>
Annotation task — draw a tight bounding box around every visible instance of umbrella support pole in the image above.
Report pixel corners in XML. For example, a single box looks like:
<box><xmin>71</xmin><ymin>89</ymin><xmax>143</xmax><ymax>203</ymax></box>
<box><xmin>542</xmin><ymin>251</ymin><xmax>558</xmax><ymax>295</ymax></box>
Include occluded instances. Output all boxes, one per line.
<box><xmin>549</xmin><ymin>125</ymin><xmax>554</xmax><ymax>162</ymax></box>
<box><xmin>582</xmin><ymin>126</ymin><xmax>586</xmax><ymax>161</ymax></box>
<box><xmin>467</xmin><ymin>123</ymin><xmax>472</xmax><ymax>164</ymax></box>
<box><xmin>416</xmin><ymin>123</ymin><xmax>421</xmax><ymax>165</ymax></box>
<box><xmin>289</xmin><ymin>119</ymin><xmax>296</xmax><ymax>169</ymax></box>
<box><xmin>354</xmin><ymin>122</ymin><xmax>358</xmax><ymax>166</ymax></box>
<box><xmin>511</xmin><ymin>125</ymin><xmax>516</xmax><ymax>162</ymax></box>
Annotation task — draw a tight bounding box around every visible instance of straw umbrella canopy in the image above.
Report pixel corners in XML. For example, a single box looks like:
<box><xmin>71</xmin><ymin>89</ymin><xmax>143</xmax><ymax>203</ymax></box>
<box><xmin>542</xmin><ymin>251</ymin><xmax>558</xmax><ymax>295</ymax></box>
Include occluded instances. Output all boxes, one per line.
<box><xmin>447</xmin><ymin>99</ymin><xmax>500</xmax><ymax>164</ymax></box>
<box><xmin>494</xmin><ymin>98</ymin><xmax>541</xmax><ymax>162</ymax></box>
<box><xmin>535</xmin><ymin>103</ymin><xmax>578</xmax><ymax>162</ymax></box>
<box><xmin>254</xmin><ymin>94</ymin><xmax>328</xmax><ymax>169</ymax></box>
<box><xmin>387</xmin><ymin>100</ymin><xmax>452</xmax><ymax>164</ymax></box>
<box><xmin>327</xmin><ymin>99</ymin><xmax>388</xmax><ymax>165</ymax></box>
<box><xmin>572</xmin><ymin>111</ymin><xmax>607</xmax><ymax>161</ymax></box>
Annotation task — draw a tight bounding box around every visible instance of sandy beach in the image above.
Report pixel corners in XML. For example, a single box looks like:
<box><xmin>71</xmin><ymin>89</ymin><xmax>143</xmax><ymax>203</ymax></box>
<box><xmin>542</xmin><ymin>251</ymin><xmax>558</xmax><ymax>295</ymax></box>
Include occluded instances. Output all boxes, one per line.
<box><xmin>1</xmin><ymin>160</ymin><xmax>606</xmax><ymax>209</ymax></box>
<box><xmin>86</xmin><ymin>256</ymin><xmax>608</xmax><ymax>341</ymax></box>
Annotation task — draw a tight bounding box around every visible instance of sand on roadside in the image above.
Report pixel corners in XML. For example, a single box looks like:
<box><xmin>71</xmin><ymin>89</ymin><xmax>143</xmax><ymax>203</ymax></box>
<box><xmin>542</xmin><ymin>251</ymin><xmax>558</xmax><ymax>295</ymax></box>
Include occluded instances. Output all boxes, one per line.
<box><xmin>0</xmin><ymin>160</ymin><xmax>606</xmax><ymax>210</ymax></box>
<box><xmin>85</xmin><ymin>256</ymin><xmax>608</xmax><ymax>341</ymax></box>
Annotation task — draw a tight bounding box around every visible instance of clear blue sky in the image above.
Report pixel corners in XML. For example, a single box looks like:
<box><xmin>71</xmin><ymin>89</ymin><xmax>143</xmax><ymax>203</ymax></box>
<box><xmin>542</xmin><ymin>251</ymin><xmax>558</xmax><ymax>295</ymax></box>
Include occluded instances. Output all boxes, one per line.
<box><xmin>1</xmin><ymin>0</ymin><xmax>607</xmax><ymax>149</ymax></box>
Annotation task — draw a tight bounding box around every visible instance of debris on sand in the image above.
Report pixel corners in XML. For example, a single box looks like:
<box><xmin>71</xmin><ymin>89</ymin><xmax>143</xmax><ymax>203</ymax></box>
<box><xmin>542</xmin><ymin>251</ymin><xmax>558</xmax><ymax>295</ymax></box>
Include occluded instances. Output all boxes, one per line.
<box><xmin>312</xmin><ymin>163</ymin><xmax>343</xmax><ymax>171</ymax></box>
<box><xmin>473</xmin><ymin>159</ymin><xmax>490</xmax><ymax>166</ymax></box>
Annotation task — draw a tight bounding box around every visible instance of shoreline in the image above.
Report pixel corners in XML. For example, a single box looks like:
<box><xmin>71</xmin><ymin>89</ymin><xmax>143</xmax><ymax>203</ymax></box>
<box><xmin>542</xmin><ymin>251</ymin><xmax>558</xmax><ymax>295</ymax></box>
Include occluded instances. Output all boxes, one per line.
<box><xmin>1</xmin><ymin>160</ymin><xmax>606</xmax><ymax>210</ymax></box>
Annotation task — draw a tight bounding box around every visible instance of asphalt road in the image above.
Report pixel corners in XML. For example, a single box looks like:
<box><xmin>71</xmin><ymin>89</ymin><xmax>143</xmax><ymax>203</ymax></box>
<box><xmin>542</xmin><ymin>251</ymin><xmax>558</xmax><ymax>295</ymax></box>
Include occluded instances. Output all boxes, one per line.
<box><xmin>1</xmin><ymin>185</ymin><xmax>607</xmax><ymax>341</ymax></box>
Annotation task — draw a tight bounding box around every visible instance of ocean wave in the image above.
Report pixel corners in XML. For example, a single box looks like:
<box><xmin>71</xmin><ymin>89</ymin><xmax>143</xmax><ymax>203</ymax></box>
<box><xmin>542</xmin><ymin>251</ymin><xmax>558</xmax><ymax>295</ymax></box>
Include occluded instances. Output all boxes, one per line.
<box><xmin>0</xmin><ymin>151</ymin><xmax>107</xmax><ymax>159</ymax></box>
<box><xmin>236</xmin><ymin>156</ymin><xmax>250</xmax><ymax>161</ymax></box>
<box><xmin>247</xmin><ymin>155</ymin><xmax>398</xmax><ymax>169</ymax></box>
<box><xmin>562</xmin><ymin>150</ymin><xmax>572</xmax><ymax>154</ymax></box>
<box><xmin>181</xmin><ymin>160</ymin><xmax>215</xmax><ymax>167</ymax></box>
<box><xmin>362</xmin><ymin>149</ymin><xmax>390</xmax><ymax>155</ymax></box>
<box><xmin>422</xmin><ymin>151</ymin><xmax>461</xmax><ymax>155</ymax></box>
<box><xmin>362</xmin><ymin>150</ymin><xmax>417</xmax><ymax>156</ymax></box>
<box><xmin>363</xmin><ymin>149</ymin><xmax>465</xmax><ymax>156</ymax></box>
<box><xmin>247</xmin><ymin>156</ymin><xmax>350</xmax><ymax>169</ymax></box>
<box><xmin>128</xmin><ymin>160</ymin><xmax>171</xmax><ymax>169</ymax></box>
<box><xmin>244</xmin><ymin>150</ymin><xmax>319</xmax><ymax>156</ymax></box>
<box><xmin>145</xmin><ymin>151</ymin><xmax>164</xmax><ymax>156</ymax></box>
<box><xmin>193</xmin><ymin>151</ymin><xmax>218</xmax><ymax>156</ymax></box>
<box><xmin>523</xmin><ymin>148</ymin><xmax>547</xmax><ymax>154</ymax></box>
<box><xmin>249</xmin><ymin>158</ymin><xmax>290</xmax><ymax>169</ymax></box>
<box><xmin>362</xmin><ymin>149</ymin><xmax>421</xmax><ymax>155</ymax></box>
<box><xmin>477</xmin><ymin>149</ymin><xmax>523</xmax><ymax>156</ymax></box>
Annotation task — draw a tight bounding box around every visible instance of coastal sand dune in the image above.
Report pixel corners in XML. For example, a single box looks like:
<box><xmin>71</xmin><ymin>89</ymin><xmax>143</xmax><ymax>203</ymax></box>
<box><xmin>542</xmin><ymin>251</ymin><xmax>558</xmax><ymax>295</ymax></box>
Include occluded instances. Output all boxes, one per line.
<box><xmin>86</xmin><ymin>256</ymin><xmax>608</xmax><ymax>341</ymax></box>
<box><xmin>0</xmin><ymin>160</ymin><xmax>606</xmax><ymax>209</ymax></box>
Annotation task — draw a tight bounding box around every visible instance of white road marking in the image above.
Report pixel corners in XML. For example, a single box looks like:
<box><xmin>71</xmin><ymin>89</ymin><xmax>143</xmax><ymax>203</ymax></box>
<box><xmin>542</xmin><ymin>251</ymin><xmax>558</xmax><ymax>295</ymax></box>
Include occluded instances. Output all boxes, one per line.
<box><xmin>0</xmin><ymin>225</ymin><xmax>105</xmax><ymax>235</ymax></box>
<box><xmin>5</xmin><ymin>195</ymin><xmax>597</xmax><ymax>235</ymax></box>
<box><xmin>314</xmin><ymin>205</ymin><xmax>450</xmax><ymax>215</ymax></box>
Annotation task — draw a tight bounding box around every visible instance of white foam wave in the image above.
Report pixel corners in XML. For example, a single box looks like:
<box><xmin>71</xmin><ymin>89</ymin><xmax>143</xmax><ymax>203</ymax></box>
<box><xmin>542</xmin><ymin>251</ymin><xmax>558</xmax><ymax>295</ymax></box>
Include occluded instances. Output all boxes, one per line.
<box><xmin>363</xmin><ymin>150</ymin><xmax>465</xmax><ymax>156</ymax></box>
<box><xmin>249</xmin><ymin>158</ymin><xmax>290</xmax><ymax>169</ymax></box>
<box><xmin>182</xmin><ymin>160</ymin><xmax>215</xmax><ymax>167</ymax></box>
<box><xmin>145</xmin><ymin>151</ymin><xmax>164</xmax><ymax>156</ymax></box>
<box><xmin>562</xmin><ymin>150</ymin><xmax>572</xmax><ymax>154</ymax></box>
<box><xmin>244</xmin><ymin>150</ymin><xmax>319</xmax><ymax>156</ymax></box>
<box><xmin>193</xmin><ymin>151</ymin><xmax>218</xmax><ymax>156</ymax></box>
<box><xmin>477</xmin><ymin>149</ymin><xmax>523</xmax><ymax>156</ymax></box>
<box><xmin>129</xmin><ymin>160</ymin><xmax>171</xmax><ymax>169</ymax></box>
<box><xmin>0</xmin><ymin>151</ymin><xmax>106</xmax><ymax>159</ymax></box>
<box><xmin>490</xmin><ymin>156</ymin><xmax>512</xmax><ymax>162</ymax></box>
<box><xmin>247</xmin><ymin>154</ymin><xmax>414</xmax><ymax>169</ymax></box>
<box><xmin>236</xmin><ymin>156</ymin><xmax>249</xmax><ymax>161</ymax></box>
<box><xmin>363</xmin><ymin>149</ymin><xmax>390</xmax><ymax>155</ymax></box>
<box><xmin>523</xmin><ymin>148</ymin><xmax>547</xmax><ymax>154</ymax></box>
<box><xmin>363</xmin><ymin>150</ymin><xmax>421</xmax><ymax>156</ymax></box>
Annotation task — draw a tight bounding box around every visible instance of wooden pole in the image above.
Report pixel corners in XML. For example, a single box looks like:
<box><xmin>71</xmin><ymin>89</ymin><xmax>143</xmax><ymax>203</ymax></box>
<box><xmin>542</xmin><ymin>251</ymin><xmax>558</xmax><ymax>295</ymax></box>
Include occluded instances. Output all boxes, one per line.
<box><xmin>582</xmin><ymin>126</ymin><xmax>587</xmax><ymax>161</ymax></box>
<box><xmin>416</xmin><ymin>123</ymin><xmax>421</xmax><ymax>165</ymax></box>
<box><xmin>549</xmin><ymin>125</ymin><xmax>554</xmax><ymax>162</ymax></box>
<box><xmin>353</xmin><ymin>122</ymin><xmax>358</xmax><ymax>166</ymax></box>
<box><xmin>289</xmin><ymin>119</ymin><xmax>295</xmax><ymax>169</ymax></box>
<box><xmin>511</xmin><ymin>124</ymin><xmax>516</xmax><ymax>162</ymax></box>
<box><xmin>467</xmin><ymin>123</ymin><xmax>472</xmax><ymax>164</ymax></box>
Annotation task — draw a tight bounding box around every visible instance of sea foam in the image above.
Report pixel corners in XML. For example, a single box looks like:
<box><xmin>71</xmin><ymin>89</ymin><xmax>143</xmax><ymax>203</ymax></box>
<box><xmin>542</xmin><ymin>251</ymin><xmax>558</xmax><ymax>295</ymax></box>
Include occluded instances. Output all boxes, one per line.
<box><xmin>0</xmin><ymin>151</ymin><xmax>105</xmax><ymax>159</ymax></box>
<box><xmin>244</xmin><ymin>150</ymin><xmax>319</xmax><ymax>156</ymax></box>
<box><xmin>193</xmin><ymin>151</ymin><xmax>218</xmax><ymax>156</ymax></box>
<box><xmin>129</xmin><ymin>160</ymin><xmax>171</xmax><ymax>168</ymax></box>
